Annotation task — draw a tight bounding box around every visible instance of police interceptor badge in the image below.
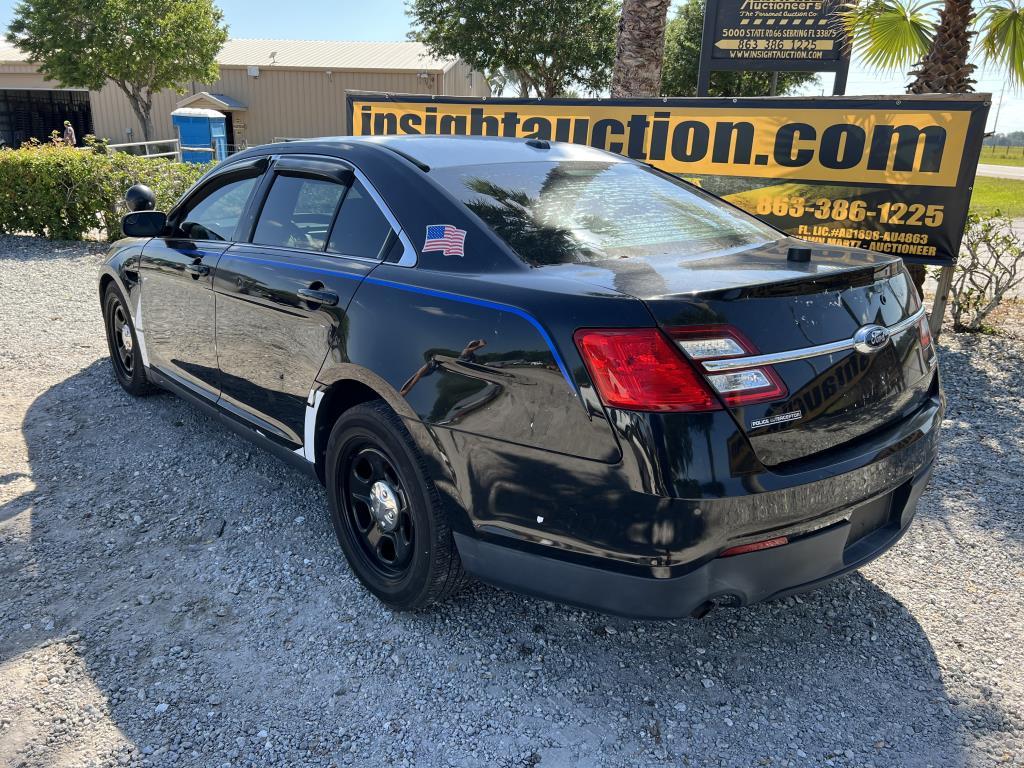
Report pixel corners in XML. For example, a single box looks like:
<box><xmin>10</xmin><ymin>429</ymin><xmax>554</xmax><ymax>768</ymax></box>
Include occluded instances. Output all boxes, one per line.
<box><xmin>423</xmin><ymin>224</ymin><xmax>466</xmax><ymax>256</ymax></box>
<box><xmin>750</xmin><ymin>410</ymin><xmax>803</xmax><ymax>429</ymax></box>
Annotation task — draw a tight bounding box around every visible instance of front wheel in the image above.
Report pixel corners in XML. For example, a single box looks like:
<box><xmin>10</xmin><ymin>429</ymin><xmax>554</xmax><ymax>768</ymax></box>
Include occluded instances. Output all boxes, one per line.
<box><xmin>325</xmin><ymin>400</ymin><xmax>464</xmax><ymax>610</ymax></box>
<box><xmin>102</xmin><ymin>283</ymin><xmax>154</xmax><ymax>396</ymax></box>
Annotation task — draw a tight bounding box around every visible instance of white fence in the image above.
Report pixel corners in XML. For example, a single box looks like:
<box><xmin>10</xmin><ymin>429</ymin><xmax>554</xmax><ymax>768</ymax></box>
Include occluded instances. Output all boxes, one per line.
<box><xmin>104</xmin><ymin>138</ymin><xmax>217</xmax><ymax>161</ymax></box>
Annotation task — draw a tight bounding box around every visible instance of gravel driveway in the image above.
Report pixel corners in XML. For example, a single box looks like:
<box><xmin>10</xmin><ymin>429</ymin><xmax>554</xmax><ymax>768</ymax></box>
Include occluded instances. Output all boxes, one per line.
<box><xmin>1</xmin><ymin>234</ymin><xmax>1021</xmax><ymax>768</ymax></box>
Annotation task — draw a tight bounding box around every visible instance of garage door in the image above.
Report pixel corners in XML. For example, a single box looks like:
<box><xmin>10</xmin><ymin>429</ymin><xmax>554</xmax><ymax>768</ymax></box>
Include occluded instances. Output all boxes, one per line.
<box><xmin>0</xmin><ymin>89</ymin><xmax>92</xmax><ymax>148</ymax></box>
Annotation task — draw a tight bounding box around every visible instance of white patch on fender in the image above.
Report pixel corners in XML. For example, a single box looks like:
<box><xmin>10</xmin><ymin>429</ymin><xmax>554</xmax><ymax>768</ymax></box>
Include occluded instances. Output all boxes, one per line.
<box><xmin>133</xmin><ymin>288</ymin><xmax>151</xmax><ymax>368</ymax></box>
<box><xmin>300</xmin><ymin>390</ymin><xmax>325</xmax><ymax>463</ymax></box>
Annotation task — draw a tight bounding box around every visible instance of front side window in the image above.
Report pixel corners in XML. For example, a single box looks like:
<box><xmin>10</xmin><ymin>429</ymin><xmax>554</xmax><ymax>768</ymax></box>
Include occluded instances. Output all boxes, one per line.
<box><xmin>253</xmin><ymin>174</ymin><xmax>345</xmax><ymax>250</ymax></box>
<box><xmin>326</xmin><ymin>180</ymin><xmax>393</xmax><ymax>260</ymax></box>
<box><xmin>178</xmin><ymin>175</ymin><xmax>259</xmax><ymax>241</ymax></box>
<box><xmin>429</xmin><ymin>160</ymin><xmax>778</xmax><ymax>266</ymax></box>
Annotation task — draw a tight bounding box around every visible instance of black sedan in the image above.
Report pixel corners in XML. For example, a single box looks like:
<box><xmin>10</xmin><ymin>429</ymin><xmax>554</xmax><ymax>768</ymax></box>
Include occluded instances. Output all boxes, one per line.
<box><xmin>100</xmin><ymin>135</ymin><xmax>941</xmax><ymax>618</ymax></box>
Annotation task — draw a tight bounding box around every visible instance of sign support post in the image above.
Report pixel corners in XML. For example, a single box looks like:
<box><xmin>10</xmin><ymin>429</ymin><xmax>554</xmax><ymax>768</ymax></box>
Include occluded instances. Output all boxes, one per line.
<box><xmin>930</xmin><ymin>265</ymin><xmax>955</xmax><ymax>339</ymax></box>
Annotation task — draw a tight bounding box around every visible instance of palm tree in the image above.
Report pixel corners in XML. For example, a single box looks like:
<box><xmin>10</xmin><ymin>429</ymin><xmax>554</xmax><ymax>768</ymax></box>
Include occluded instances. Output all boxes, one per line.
<box><xmin>845</xmin><ymin>0</ymin><xmax>1024</xmax><ymax>294</ymax></box>
<box><xmin>844</xmin><ymin>0</ymin><xmax>1024</xmax><ymax>94</ymax></box>
<box><xmin>611</xmin><ymin>0</ymin><xmax>673</xmax><ymax>97</ymax></box>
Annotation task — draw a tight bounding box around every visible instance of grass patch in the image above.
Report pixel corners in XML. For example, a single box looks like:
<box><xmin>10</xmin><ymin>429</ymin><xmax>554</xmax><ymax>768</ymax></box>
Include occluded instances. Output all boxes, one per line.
<box><xmin>979</xmin><ymin>145</ymin><xmax>1024</xmax><ymax>167</ymax></box>
<box><xmin>969</xmin><ymin>176</ymin><xmax>1024</xmax><ymax>218</ymax></box>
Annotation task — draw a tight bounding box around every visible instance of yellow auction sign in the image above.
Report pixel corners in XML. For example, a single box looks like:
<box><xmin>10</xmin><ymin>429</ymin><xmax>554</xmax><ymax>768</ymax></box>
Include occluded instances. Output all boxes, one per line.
<box><xmin>346</xmin><ymin>93</ymin><xmax>990</xmax><ymax>266</ymax></box>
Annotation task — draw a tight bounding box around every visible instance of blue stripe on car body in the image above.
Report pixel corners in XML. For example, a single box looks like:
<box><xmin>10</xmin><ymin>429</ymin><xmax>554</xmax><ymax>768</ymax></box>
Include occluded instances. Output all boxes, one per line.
<box><xmin>217</xmin><ymin>251</ymin><xmax>577</xmax><ymax>393</ymax></box>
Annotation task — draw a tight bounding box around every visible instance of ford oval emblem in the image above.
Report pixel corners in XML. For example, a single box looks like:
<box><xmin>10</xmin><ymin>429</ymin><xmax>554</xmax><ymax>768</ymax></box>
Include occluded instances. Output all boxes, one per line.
<box><xmin>853</xmin><ymin>324</ymin><xmax>891</xmax><ymax>354</ymax></box>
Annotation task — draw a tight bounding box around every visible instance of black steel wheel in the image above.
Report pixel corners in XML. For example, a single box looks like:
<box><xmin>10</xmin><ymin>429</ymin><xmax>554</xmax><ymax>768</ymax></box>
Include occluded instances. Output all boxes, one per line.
<box><xmin>325</xmin><ymin>399</ymin><xmax>464</xmax><ymax>609</ymax></box>
<box><xmin>343</xmin><ymin>444</ymin><xmax>415</xmax><ymax>577</ymax></box>
<box><xmin>102</xmin><ymin>283</ymin><xmax>154</xmax><ymax>396</ymax></box>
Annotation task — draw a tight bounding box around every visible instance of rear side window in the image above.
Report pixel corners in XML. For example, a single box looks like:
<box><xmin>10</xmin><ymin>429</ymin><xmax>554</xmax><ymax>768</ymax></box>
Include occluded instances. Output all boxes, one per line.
<box><xmin>327</xmin><ymin>180</ymin><xmax>392</xmax><ymax>260</ymax></box>
<box><xmin>178</xmin><ymin>175</ymin><xmax>258</xmax><ymax>241</ymax></box>
<box><xmin>253</xmin><ymin>174</ymin><xmax>345</xmax><ymax>250</ymax></box>
<box><xmin>430</xmin><ymin>160</ymin><xmax>777</xmax><ymax>266</ymax></box>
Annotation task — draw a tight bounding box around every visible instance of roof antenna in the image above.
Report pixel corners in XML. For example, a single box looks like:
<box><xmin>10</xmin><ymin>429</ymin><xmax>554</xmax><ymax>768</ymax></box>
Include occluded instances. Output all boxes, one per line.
<box><xmin>787</xmin><ymin>246</ymin><xmax>811</xmax><ymax>263</ymax></box>
<box><xmin>269</xmin><ymin>51</ymin><xmax>278</xmax><ymax>65</ymax></box>
<box><xmin>525</xmin><ymin>138</ymin><xmax>550</xmax><ymax>149</ymax></box>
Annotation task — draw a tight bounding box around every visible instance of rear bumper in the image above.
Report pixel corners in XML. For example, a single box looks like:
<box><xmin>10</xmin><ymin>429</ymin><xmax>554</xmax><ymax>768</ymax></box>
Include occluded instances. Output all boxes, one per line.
<box><xmin>456</xmin><ymin>460</ymin><xmax>933</xmax><ymax>619</ymax></box>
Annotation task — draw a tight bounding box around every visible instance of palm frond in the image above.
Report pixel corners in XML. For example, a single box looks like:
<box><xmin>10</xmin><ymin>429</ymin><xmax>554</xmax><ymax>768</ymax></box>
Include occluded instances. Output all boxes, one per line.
<box><xmin>842</xmin><ymin>0</ymin><xmax>941</xmax><ymax>71</ymax></box>
<box><xmin>976</xmin><ymin>0</ymin><xmax>1024</xmax><ymax>88</ymax></box>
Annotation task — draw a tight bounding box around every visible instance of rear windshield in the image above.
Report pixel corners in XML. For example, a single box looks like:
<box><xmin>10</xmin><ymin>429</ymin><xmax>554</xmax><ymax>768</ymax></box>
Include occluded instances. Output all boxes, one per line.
<box><xmin>430</xmin><ymin>160</ymin><xmax>777</xmax><ymax>266</ymax></box>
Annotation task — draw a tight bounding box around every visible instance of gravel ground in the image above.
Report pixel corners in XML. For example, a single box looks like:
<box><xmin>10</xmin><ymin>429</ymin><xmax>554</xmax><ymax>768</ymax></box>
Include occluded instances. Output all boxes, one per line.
<box><xmin>1</xmin><ymin>234</ymin><xmax>1022</xmax><ymax>768</ymax></box>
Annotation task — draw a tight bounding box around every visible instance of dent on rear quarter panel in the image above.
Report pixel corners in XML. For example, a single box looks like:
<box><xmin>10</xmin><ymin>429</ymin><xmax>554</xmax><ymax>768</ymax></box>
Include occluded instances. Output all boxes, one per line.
<box><xmin>326</xmin><ymin>274</ymin><xmax>618</xmax><ymax>462</ymax></box>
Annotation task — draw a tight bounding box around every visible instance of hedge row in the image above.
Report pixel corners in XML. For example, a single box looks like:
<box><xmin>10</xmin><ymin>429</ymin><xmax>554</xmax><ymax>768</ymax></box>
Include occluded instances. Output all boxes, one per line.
<box><xmin>0</xmin><ymin>141</ymin><xmax>213</xmax><ymax>241</ymax></box>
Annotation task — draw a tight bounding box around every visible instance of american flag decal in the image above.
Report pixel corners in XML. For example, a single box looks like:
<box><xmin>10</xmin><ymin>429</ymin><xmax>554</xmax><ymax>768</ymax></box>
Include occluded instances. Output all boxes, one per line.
<box><xmin>423</xmin><ymin>224</ymin><xmax>466</xmax><ymax>257</ymax></box>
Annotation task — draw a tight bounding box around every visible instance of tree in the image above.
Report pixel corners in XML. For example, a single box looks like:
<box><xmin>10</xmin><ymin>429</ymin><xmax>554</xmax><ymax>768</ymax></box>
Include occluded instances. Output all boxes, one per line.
<box><xmin>909</xmin><ymin>0</ymin><xmax>977</xmax><ymax>91</ymax></box>
<box><xmin>611</xmin><ymin>0</ymin><xmax>672</xmax><ymax>96</ymax></box>
<box><xmin>661</xmin><ymin>0</ymin><xmax>819</xmax><ymax>96</ymax></box>
<box><xmin>844</xmin><ymin>0</ymin><xmax>1024</xmax><ymax>294</ymax></box>
<box><xmin>843</xmin><ymin>0</ymin><xmax>1024</xmax><ymax>93</ymax></box>
<box><xmin>7</xmin><ymin>0</ymin><xmax>228</xmax><ymax>141</ymax></box>
<box><xmin>408</xmin><ymin>0</ymin><xmax>618</xmax><ymax>98</ymax></box>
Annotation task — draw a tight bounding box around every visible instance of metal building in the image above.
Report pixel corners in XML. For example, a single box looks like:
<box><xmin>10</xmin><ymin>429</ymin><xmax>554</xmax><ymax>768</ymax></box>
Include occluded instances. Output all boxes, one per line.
<box><xmin>0</xmin><ymin>39</ymin><xmax>489</xmax><ymax>149</ymax></box>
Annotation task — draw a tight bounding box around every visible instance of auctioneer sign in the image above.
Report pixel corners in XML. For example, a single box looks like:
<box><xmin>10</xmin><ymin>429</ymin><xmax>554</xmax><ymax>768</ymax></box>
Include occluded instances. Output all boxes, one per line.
<box><xmin>347</xmin><ymin>93</ymin><xmax>990</xmax><ymax>266</ymax></box>
<box><xmin>696</xmin><ymin>0</ymin><xmax>851</xmax><ymax>94</ymax></box>
<box><xmin>706</xmin><ymin>0</ymin><xmax>847</xmax><ymax>63</ymax></box>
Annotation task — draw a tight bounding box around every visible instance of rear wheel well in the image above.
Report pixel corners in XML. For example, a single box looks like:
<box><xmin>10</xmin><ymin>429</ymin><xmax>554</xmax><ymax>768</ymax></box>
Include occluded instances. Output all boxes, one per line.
<box><xmin>313</xmin><ymin>380</ymin><xmax>382</xmax><ymax>483</ymax></box>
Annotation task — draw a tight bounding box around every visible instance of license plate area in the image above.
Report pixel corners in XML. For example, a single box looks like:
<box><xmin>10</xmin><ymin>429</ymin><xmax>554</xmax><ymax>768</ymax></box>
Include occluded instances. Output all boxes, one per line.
<box><xmin>845</xmin><ymin>493</ymin><xmax>898</xmax><ymax>549</ymax></box>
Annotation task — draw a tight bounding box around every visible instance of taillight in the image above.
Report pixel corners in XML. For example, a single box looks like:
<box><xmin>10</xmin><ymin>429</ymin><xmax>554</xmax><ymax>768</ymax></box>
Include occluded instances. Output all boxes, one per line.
<box><xmin>670</xmin><ymin>326</ymin><xmax>787</xmax><ymax>407</ymax></box>
<box><xmin>574</xmin><ymin>328</ymin><xmax>722</xmax><ymax>412</ymax></box>
<box><xmin>918</xmin><ymin>314</ymin><xmax>933</xmax><ymax>349</ymax></box>
<box><xmin>917</xmin><ymin>314</ymin><xmax>937</xmax><ymax>369</ymax></box>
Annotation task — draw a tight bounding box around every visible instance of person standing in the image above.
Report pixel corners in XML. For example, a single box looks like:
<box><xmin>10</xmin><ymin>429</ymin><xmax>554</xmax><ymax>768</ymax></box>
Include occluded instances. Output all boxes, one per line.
<box><xmin>62</xmin><ymin>120</ymin><xmax>76</xmax><ymax>146</ymax></box>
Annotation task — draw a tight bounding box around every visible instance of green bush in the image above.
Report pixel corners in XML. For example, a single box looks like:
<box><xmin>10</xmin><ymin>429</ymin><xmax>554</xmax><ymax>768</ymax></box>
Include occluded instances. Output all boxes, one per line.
<box><xmin>0</xmin><ymin>140</ymin><xmax>213</xmax><ymax>241</ymax></box>
<box><xmin>936</xmin><ymin>211</ymin><xmax>1024</xmax><ymax>333</ymax></box>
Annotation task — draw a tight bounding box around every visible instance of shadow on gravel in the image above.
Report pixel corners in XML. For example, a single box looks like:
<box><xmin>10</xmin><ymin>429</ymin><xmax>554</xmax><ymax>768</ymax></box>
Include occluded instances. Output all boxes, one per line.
<box><xmin>2</xmin><ymin>360</ymin><xmax>972</xmax><ymax>767</ymax></box>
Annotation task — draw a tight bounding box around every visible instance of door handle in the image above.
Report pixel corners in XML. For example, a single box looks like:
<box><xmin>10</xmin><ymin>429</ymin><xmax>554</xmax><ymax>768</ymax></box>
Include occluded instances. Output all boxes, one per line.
<box><xmin>298</xmin><ymin>287</ymin><xmax>339</xmax><ymax>307</ymax></box>
<box><xmin>185</xmin><ymin>262</ymin><xmax>210</xmax><ymax>277</ymax></box>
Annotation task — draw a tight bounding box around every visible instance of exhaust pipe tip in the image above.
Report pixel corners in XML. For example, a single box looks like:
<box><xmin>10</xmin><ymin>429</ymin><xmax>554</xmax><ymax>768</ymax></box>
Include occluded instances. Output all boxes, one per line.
<box><xmin>690</xmin><ymin>594</ymin><xmax>742</xmax><ymax>619</ymax></box>
<box><xmin>690</xmin><ymin>601</ymin><xmax>715</xmax><ymax>619</ymax></box>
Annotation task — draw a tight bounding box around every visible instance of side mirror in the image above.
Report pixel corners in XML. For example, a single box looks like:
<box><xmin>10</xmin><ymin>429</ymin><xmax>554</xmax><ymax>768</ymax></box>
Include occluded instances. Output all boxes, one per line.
<box><xmin>122</xmin><ymin>210</ymin><xmax>167</xmax><ymax>238</ymax></box>
<box><xmin>125</xmin><ymin>183</ymin><xmax>156</xmax><ymax>212</ymax></box>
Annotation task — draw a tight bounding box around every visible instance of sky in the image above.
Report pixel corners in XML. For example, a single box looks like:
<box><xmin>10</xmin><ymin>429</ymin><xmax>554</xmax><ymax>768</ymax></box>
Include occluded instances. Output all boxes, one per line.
<box><xmin>0</xmin><ymin>0</ymin><xmax>1021</xmax><ymax>133</ymax></box>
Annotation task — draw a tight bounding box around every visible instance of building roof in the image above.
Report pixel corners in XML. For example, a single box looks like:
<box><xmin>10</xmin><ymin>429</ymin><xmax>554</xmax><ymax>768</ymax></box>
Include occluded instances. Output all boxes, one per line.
<box><xmin>0</xmin><ymin>38</ymin><xmax>457</xmax><ymax>73</ymax></box>
<box><xmin>217</xmin><ymin>39</ymin><xmax>455</xmax><ymax>72</ymax></box>
<box><xmin>176</xmin><ymin>92</ymin><xmax>247</xmax><ymax>111</ymax></box>
<box><xmin>0</xmin><ymin>42</ymin><xmax>25</xmax><ymax>63</ymax></box>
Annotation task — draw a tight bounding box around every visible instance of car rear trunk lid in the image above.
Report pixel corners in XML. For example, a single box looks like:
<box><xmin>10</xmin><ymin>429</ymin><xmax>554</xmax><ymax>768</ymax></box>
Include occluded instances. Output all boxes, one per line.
<box><xmin>551</xmin><ymin>240</ymin><xmax>938</xmax><ymax>466</ymax></box>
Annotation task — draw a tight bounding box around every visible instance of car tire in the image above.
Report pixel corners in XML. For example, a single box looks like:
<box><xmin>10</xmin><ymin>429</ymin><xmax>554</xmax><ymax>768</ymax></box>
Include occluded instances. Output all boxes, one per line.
<box><xmin>102</xmin><ymin>283</ymin><xmax>155</xmax><ymax>397</ymax></box>
<box><xmin>325</xmin><ymin>399</ymin><xmax>464</xmax><ymax>610</ymax></box>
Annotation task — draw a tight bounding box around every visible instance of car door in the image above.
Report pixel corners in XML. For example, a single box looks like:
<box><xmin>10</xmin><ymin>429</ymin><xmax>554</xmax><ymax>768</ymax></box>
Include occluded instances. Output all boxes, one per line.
<box><xmin>139</xmin><ymin>158</ymin><xmax>267</xmax><ymax>398</ymax></box>
<box><xmin>213</xmin><ymin>155</ymin><xmax>395</xmax><ymax>449</ymax></box>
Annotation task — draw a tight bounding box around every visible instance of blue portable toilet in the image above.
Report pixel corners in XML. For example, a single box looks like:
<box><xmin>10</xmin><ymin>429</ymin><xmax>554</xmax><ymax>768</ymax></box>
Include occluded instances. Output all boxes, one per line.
<box><xmin>171</xmin><ymin>107</ymin><xmax>227</xmax><ymax>163</ymax></box>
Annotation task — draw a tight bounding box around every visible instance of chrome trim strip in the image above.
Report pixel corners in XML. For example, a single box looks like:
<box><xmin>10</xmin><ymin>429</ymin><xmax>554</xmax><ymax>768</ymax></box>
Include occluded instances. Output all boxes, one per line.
<box><xmin>349</xmin><ymin>166</ymin><xmax>417</xmax><ymax>268</ymax></box>
<box><xmin>700</xmin><ymin>307</ymin><xmax>927</xmax><ymax>372</ymax></box>
<box><xmin>264</xmin><ymin>153</ymin><xmax>416</xmax><ymax>268</ymax></box>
